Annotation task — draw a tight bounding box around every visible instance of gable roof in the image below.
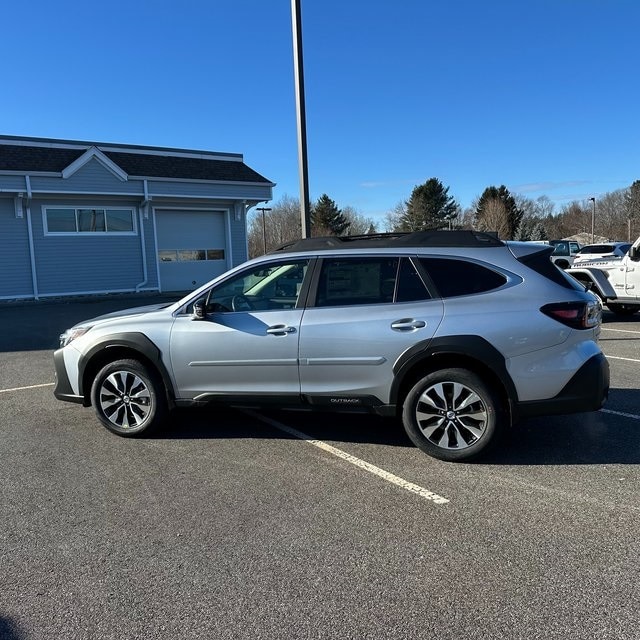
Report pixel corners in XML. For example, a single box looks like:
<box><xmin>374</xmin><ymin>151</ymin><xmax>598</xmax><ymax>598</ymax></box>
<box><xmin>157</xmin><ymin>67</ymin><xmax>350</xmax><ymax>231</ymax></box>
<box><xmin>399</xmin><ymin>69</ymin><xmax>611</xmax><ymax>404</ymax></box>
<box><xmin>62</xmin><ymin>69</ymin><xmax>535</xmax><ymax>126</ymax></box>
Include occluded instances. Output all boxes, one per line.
<box><xmin>0</xmin><ymin>135</ymin><xmax>273</xmax><ymax>185</ymax></box>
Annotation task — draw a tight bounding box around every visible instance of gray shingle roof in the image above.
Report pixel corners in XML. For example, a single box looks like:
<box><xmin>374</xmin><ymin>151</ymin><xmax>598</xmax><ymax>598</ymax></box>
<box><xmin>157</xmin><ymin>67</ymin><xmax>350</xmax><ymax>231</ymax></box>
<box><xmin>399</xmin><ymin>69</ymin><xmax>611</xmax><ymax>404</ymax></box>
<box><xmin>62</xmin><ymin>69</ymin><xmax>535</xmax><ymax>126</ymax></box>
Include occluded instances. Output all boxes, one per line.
<box><xmin>0</xmin><ymin>138</ymin><xmax>272</xmax><ymax>184</ymax></box>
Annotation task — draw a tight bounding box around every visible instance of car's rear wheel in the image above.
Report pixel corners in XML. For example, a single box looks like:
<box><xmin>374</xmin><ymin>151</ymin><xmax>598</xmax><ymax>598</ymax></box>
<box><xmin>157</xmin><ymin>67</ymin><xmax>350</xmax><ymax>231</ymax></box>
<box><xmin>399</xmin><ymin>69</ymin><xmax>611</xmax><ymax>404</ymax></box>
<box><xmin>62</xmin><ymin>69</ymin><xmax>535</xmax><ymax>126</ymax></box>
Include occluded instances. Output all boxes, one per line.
<box><xmin>402</xmin><ymin>369</ymin><xmax>502</xmax><ymax>461</ymax></box>
<box><xmin>91</xmin><ymin>359</ymin><xmax>167</xmax><ymax>436</ymax></box>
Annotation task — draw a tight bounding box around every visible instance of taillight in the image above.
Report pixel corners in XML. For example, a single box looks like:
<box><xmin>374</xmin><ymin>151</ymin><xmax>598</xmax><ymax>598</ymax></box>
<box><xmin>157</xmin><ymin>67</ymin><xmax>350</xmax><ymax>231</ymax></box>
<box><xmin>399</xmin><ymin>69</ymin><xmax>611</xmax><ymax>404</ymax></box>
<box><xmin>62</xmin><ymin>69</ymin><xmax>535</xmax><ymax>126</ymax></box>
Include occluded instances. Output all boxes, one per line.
<box><xmin>541</xmin><ymin>300</ymin><xmax>601</xmax><ymax>329</ymax></box>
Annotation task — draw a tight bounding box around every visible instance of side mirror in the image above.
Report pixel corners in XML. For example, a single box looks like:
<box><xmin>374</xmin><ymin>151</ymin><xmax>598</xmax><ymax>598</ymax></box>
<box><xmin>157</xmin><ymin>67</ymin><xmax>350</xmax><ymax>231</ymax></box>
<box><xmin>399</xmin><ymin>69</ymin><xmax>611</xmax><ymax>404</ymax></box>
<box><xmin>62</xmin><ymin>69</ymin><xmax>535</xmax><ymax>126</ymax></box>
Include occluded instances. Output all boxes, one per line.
<box><xmin>629</xmin><ymin>246</ymin><xmax>639</xmax><ymax>261</ymax></box>
<box><xmin>193</xmin><ymin>298</ymin><xmax>206</xmax><ymax>320</ymax></box>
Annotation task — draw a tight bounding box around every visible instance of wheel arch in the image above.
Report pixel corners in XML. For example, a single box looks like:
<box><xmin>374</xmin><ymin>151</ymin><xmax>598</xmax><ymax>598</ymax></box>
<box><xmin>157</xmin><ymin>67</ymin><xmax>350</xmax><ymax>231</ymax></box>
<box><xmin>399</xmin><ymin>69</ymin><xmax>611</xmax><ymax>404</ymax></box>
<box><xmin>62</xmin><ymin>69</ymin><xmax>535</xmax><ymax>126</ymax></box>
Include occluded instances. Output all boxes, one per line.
<box><xmin>566</xmin><ymin>267</ymin><xmax>616</xmax><ymax>300</ymax></box>
<box><xmin>78</xmin><ymin>333</ymin><xmax>175</xmax><ymax>408</ymax></box>
<box><xmin>390</xmin><ymin>336</ymin><xmax>517</xmax><ymax>426</ymax></box>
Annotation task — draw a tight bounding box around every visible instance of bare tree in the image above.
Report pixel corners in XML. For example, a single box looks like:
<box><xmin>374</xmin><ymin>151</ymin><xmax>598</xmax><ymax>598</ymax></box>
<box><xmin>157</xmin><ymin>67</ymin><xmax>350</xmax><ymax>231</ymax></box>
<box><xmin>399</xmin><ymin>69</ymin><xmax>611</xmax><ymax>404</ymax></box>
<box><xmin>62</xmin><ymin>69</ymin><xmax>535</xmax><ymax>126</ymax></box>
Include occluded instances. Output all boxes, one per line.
<box><xmin>535</xmin><ymin>195</ymin><xmax>555</xmax><ymax>218</ymax></box>
<box><xmin>475</xmin><ymin>198</ymin><xmax>510</xmax><ymax>239</ymax></box>
<box><xmin>457</xmin><ymin>205</ymin><xmax>477</xmax><ymax>230</ymax></box>
<box><xmin>593</xmin><ymin>190</ymin><xmax>627</xmax><ymax>241</ymax></box>
<box><xmin>248</xmin><ymin>195</ymin><xmax>302</xmax><ymax>258</ymax></box>
<box><xmin>625</xmin><ymin>180</ymin><xmax>640</xmax><ymax>242</ymax></box>
<box><xmin>342</xmin><ymin>206</ymin><xmax>378</xmax><ymax>235</ymax></box>
<box><xmin>383</xmin><ymin>201</ymin><xmax>407</xmax><ymax>231</ymax></box>
<box><xmin>545</xmin><ymin>201</ymin><xmax>588</xmax><ymax>239</ymax></box>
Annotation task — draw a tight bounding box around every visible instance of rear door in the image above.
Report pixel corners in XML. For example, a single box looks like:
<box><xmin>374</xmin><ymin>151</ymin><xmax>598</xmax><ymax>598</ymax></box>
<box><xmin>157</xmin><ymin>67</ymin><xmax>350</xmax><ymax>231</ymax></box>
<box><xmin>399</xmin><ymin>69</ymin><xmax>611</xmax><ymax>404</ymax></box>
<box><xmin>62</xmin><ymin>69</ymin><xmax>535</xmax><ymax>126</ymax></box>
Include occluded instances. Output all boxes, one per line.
<box><xmin>298</xmin><ymin>256</ymin><xmax>444</xmax><ymax>405</ymax></box>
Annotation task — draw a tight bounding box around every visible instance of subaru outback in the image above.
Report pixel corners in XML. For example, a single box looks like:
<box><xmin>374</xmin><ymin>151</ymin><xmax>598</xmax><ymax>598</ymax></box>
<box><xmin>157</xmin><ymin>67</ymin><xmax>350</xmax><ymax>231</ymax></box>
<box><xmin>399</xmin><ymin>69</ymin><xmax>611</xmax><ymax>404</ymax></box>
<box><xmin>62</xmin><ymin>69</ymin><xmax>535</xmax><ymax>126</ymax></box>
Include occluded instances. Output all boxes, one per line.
<box><xmin>53</xmin><ymin>230</ymin><xmax>609</xmax><ymax>461</ymax></box>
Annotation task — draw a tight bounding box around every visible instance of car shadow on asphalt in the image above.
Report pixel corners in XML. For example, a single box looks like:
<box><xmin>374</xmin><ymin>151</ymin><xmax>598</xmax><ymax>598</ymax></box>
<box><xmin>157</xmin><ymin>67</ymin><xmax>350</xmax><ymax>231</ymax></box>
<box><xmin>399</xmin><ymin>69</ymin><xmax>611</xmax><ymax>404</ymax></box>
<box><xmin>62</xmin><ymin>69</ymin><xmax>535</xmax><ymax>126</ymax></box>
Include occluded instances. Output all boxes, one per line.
<box><xmin>0</xmin><ymin>616</ymin><xmax>26</xmax><ymax>640</ymax></box>
<box><xmin>153</xmin><ymin>388</ymin><xmax>640</xmax><ymax>466</ymax></box>
<box><xmin>154</xmin><ymin>406</ymin><xmax>413</xmax><ymax>448</ymax></box>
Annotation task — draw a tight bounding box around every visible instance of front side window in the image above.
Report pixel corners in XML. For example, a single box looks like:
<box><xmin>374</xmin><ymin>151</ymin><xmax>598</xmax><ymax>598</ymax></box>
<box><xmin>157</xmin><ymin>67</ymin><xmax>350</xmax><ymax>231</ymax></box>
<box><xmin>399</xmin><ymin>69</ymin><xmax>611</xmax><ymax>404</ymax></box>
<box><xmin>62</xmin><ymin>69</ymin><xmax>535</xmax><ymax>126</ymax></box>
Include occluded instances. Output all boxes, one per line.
<box><xmin>44</xmin><ymin>207</ymin><xmax>135</xmax><ymax>234</ymax></box>
<box><xmin>205</xmin><ymin>259</ymin><xmax>310</xmax><ymax>312</ymax></box>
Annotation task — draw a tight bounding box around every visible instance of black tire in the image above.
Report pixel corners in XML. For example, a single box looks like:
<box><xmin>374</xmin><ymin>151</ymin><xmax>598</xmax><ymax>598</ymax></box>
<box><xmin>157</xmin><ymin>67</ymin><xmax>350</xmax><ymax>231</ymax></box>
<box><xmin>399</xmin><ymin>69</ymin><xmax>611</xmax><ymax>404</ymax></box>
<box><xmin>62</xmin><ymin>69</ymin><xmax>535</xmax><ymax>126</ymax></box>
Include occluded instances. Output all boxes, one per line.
<box><xmin>607</xmin><ymin>303</ymin><xmax>639</xmax><ymax>316</ymax></box>
<box><xmin>402</xmin><ymin>368</ymin><xmax>503</xmax><ymax>462</ymax></box>
<box><xmin>90</xmin><ymin>359</ymin><xmax>167</xmax><ymax>436</ymax></box>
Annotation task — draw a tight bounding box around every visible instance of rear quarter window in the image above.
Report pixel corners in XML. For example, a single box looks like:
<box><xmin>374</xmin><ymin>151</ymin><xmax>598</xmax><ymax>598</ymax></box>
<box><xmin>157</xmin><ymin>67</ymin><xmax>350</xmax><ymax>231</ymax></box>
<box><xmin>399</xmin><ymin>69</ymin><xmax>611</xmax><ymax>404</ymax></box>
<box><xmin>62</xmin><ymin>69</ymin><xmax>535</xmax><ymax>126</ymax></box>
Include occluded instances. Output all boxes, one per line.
<box><xmin>417</xmin><ymin>257</ymin><xmax>507</xmax><ymax>297</ymax></box>
<box><xmin>517</xmin><ymin>252</ymin><xmax>583</xmax><ymax>290</ymax></box>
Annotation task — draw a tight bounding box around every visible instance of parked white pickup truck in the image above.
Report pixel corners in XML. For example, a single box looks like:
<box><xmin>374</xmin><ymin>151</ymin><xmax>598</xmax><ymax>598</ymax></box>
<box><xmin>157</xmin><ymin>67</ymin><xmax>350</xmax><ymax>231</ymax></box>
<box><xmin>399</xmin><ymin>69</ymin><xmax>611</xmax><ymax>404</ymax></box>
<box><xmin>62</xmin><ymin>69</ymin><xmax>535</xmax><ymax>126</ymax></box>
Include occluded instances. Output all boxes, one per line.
<box><xmin>567</xmin><ymin>238</ymin><xmax>640</xmax><ymax>316</ymax></box>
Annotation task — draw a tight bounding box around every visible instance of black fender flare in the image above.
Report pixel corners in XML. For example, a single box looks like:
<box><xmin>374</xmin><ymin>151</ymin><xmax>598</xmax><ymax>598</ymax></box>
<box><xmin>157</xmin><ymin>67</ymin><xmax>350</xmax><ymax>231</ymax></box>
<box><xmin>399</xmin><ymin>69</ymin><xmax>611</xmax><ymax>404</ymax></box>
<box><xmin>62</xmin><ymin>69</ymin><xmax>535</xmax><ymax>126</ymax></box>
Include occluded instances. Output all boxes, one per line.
<box><xmin>78</xmin><ymin>332</ymin><xmax>176</xmax><ymax>404</ymax></box>
<box><xmin>390</xmin><ymin>335</ymin><xmax>517</xmax><ymax>407</ymax></box>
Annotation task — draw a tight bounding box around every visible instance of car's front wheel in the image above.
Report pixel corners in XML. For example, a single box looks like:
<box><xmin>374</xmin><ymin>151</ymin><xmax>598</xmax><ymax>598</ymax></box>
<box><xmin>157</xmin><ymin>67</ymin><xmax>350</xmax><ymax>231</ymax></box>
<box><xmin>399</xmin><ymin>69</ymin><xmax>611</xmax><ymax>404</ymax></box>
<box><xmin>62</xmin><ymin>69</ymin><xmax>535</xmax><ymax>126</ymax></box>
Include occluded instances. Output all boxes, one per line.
<box><xmin>402</xmin><ymin>369</ymin><xmax>502</xmax><ymax>461</ymax></box>
<box><xmin>91</xmin><ymin>359</ymin><xmax>167</xmax><ymax>436</ymax></box>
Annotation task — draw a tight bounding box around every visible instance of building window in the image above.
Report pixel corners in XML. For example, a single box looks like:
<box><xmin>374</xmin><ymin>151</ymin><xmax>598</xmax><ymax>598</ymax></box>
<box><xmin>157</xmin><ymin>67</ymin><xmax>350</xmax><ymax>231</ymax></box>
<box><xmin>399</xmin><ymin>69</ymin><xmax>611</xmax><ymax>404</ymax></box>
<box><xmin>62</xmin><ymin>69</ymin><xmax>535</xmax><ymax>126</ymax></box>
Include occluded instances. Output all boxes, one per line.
<box><xmin>44</xmin><ymin>207</ymin><xmax>136</xmax><ymax>234</ymax></box>
<box><xmin>159</xmin><ymin>249</ymin><xmax>225</xmax><ymax>262</ymax></box>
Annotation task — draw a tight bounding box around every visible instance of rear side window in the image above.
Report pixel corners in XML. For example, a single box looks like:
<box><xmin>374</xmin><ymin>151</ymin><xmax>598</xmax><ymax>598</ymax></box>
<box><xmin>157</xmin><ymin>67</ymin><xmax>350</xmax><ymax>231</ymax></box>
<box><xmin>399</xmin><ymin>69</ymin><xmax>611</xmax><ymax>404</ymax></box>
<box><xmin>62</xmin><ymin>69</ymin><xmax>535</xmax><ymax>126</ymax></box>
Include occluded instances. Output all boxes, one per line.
<box><xmin>314</xmin><ymin>256</ymin><xmax>431</xmax><ymax>307</ymax></box>
<box><xmin>316</xmin><ymin>257</ymin><xmax>399</xmax><ymax>307</ymax></box>
<box><xmin>418</xmin><ymin>257</ymin><xmax>507</xmax><ymax>297</ymax></box>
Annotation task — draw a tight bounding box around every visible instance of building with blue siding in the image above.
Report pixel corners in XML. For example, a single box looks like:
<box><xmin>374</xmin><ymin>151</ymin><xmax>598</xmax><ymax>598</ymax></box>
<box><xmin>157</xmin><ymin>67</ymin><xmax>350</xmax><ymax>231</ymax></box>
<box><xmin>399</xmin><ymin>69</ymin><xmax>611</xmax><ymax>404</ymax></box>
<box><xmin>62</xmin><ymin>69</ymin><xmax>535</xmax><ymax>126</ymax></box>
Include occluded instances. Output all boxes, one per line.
<box><xmin>0</xmin><ymin>135</ymin><xmax>274</xmax><ymax>300</ymax></box>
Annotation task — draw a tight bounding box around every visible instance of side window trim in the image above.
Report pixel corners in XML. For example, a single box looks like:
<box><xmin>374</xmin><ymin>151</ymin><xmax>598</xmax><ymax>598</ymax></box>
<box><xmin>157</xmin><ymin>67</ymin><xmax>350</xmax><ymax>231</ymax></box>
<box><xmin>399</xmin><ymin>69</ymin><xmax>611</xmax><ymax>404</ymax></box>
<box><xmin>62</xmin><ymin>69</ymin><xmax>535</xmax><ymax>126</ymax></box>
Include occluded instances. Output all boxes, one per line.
<box><xmin>294</xmin><ymin>257</ymin><xmax>319</xmax><ymax>309</ymax></box>
<box><xmin>411</xmin><ymin>256</ymin><xmax>441</xmax><ymax>298</ymax></box>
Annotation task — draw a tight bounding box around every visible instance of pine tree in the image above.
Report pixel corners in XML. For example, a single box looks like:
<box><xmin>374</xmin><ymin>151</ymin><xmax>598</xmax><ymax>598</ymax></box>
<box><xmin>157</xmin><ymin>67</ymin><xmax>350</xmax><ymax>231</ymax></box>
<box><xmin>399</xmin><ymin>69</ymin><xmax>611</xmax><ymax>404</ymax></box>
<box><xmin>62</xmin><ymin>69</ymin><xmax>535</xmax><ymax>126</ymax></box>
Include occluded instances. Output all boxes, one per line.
<box><xmin>398</xmin><ymin>178</ymin><xmax>459</xmax><ymax>231</ymax></box>
<box><xmin>311</xmin><ymin>194</ymin><xmax>350</xmax><ymax>236</ymax></box>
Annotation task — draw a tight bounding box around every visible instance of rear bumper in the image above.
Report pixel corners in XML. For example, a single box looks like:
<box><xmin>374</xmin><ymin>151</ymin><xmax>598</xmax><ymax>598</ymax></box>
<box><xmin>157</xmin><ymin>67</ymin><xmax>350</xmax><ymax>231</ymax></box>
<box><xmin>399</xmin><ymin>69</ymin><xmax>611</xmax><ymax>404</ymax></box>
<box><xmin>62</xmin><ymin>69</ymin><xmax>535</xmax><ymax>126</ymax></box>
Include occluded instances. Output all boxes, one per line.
<box><xmin>516</xmin><ymin>352</ymin><xmax>609</xmax><ymax>420</ymax></box>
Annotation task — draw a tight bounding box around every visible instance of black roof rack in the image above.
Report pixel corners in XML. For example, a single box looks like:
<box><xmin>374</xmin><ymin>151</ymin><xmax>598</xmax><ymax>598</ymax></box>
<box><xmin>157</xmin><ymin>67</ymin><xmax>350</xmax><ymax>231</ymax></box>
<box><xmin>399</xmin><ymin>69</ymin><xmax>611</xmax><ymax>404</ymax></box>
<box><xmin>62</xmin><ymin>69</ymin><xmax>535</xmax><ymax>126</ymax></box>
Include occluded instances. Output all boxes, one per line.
<box><xmin>270</xmin><ymin>230</ymin><xmax>503</xmax><ymax>253</ymax></box>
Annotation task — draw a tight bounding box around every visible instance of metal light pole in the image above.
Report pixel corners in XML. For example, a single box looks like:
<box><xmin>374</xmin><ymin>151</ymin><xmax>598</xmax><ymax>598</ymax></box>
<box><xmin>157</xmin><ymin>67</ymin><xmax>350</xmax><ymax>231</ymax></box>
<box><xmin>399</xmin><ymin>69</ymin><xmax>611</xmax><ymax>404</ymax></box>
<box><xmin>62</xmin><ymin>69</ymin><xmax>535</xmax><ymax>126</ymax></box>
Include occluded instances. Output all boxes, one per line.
<box><xmin>291</xmin><ymin>0</ymin><xmax>312</xmax><ymax>238</ymax></box>
<box><xmin>589</xmin><ymin>197</ymin><xmax>596</xmax><ymax>244</ymax></box>
<box><xmin>256</xmin><ymin>207</ymin><xmax>272</xmax><ymax>254</ymax></box>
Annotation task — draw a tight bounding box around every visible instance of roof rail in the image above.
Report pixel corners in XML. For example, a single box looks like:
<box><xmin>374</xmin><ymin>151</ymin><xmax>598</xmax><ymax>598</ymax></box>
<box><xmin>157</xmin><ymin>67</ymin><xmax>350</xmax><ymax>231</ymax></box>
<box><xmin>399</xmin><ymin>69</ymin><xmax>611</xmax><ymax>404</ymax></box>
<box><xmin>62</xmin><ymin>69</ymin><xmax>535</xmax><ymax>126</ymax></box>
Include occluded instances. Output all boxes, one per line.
<box><xmin>270</xmin><ymin>229</ymin><xmax>503</xmax><ymax>253</ymax></box>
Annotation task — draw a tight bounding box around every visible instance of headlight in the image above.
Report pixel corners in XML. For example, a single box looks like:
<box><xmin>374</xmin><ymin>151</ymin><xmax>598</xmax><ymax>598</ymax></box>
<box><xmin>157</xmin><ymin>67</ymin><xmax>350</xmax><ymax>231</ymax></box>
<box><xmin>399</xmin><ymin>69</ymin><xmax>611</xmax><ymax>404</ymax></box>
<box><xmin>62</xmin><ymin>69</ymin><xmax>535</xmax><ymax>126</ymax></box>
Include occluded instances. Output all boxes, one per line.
<box><xmin>59</xmin><ymin>325</ymin><xmax>93</xmax><ymax>347</ymax></box>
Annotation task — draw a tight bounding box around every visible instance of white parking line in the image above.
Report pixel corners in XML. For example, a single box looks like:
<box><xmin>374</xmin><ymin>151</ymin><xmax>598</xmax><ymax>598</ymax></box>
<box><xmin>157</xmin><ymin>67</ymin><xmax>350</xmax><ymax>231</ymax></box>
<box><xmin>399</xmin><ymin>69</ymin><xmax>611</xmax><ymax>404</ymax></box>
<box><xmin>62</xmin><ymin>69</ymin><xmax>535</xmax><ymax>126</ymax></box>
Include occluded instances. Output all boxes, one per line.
<box><xmin>601</xmin><ymin>408</ymin><xmax>640</xmax><ymax>421</ymax></box>
<box><xmin>607</xmin><ymin>355</ymin><xmax>640</xmax><ymax>363</ymax></box>
<box><xmin>0</xmin><ymin>382</ymin><xmax>55</xmax><ymax>394</ymax></box>
<box><xmin>601</xmin><ymin>327</ymin><xmax>640</xmax><ymax>335</ymax></box>
<box><xmin>243</xmin><ymin>409</ymin><xmax>450</xmax><ymax>505</ymax></box>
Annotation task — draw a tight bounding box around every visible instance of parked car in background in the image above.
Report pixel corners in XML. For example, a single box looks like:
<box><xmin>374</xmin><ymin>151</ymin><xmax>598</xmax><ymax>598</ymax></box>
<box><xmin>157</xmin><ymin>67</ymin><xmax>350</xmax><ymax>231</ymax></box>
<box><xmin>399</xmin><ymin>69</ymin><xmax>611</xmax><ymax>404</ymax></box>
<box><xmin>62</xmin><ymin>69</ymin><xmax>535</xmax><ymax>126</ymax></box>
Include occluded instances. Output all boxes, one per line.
<box><xmin>573</xmin><ymin>242</ymin><xmax>631</xmax><ymax>265</ymax></box>
<box><xmin>548</xmin><ymin>240</ymin><xmax>582</xmax><ymax>269</ymax></box>
<box><xmin>524</xmin><ymin>239</ymin><xmax>581</xmax><ymax>269</ymax></box>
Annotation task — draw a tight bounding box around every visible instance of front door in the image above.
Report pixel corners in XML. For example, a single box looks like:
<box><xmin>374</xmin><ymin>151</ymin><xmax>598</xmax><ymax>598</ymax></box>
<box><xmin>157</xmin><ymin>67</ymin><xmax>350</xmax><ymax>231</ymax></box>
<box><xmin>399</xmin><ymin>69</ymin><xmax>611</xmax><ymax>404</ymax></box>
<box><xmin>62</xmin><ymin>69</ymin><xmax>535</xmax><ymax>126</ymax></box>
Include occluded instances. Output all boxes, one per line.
<box><xmin>170</xmin><ymin>258</ymin><xmax>311</xmax><ymax>398</ymax></box>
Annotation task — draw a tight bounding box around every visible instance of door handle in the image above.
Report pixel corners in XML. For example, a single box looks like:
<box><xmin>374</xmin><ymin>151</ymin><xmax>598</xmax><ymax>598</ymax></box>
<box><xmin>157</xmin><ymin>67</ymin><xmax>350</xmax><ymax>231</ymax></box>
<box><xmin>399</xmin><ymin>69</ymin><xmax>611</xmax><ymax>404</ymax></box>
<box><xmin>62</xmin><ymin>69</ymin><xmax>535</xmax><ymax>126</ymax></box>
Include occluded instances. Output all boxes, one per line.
<box><xmin>266</xmin><ymin>325</ymin><xmax>297</xmax><ymax>336</ymax></box>
<box><xmin>391</xmin><ymin>319</ymin><xmax>426</xmax><ymax>331</ymax></box>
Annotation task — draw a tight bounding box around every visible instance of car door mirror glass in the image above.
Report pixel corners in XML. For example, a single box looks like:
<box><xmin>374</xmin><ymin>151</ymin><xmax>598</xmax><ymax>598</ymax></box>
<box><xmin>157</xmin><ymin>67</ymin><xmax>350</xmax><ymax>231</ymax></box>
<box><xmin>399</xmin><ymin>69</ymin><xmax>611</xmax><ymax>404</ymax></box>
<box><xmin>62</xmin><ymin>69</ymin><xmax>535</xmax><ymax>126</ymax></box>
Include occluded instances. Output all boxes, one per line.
<box><xmin>193</xmin><ymin>298</ymin><xmax>206</xmax><ymax>320</ymax></box>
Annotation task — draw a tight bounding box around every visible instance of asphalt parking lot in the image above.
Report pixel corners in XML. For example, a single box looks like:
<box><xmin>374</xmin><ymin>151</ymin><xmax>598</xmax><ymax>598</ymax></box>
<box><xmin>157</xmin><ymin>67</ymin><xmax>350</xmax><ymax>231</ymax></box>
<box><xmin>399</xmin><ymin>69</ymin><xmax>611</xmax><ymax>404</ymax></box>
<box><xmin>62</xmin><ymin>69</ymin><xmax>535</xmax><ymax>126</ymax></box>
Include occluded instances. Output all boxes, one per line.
<box><xmin>2</xmin><ymin>295</ymin><xmax>640</xmax><ymax>639</ymax></box>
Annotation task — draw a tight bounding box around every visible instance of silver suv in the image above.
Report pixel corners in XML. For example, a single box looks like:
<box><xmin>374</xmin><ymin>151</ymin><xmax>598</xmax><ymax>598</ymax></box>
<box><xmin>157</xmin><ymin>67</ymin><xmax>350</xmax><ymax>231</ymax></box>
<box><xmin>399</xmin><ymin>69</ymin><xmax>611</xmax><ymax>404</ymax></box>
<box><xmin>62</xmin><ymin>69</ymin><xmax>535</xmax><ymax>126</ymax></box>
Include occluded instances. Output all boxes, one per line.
<box><xmin>53</xmin><ymin>230</ymin><xmax>609</xmax><ymax>461</ymax></box>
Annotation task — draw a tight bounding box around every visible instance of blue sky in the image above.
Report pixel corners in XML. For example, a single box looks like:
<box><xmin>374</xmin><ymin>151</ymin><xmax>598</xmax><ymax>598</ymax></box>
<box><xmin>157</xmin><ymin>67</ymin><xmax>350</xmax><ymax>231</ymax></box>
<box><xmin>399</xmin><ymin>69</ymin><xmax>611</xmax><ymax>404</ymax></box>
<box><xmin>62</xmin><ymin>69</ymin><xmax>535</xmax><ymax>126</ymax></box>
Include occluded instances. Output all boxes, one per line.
<box><xmin>2</xmin><ymin>0</ymin><xmax>639</xmax><ymax>224</ymax></box>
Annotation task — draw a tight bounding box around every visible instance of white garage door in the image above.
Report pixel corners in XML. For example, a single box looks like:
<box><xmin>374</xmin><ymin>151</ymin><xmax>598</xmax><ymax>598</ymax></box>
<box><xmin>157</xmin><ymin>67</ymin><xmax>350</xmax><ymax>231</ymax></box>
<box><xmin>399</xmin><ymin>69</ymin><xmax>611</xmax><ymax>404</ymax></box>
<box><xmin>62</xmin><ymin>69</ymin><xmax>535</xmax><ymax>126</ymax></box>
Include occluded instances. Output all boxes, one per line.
<box><xmin>156</xmin><ymin>210</ymin><xmax>228</xmax><ymax>292</ymax></box>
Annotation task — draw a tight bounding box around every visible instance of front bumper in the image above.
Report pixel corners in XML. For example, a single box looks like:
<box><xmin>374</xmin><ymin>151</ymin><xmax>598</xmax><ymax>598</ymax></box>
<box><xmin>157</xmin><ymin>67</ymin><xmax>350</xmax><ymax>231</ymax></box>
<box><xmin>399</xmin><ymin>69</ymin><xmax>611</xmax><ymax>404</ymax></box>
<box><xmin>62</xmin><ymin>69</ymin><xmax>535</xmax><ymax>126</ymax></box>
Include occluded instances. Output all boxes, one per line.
<box><xmin>53</xmin><ymin>348</ymin><xmax>84</xmax><ymax>405</ymax></box>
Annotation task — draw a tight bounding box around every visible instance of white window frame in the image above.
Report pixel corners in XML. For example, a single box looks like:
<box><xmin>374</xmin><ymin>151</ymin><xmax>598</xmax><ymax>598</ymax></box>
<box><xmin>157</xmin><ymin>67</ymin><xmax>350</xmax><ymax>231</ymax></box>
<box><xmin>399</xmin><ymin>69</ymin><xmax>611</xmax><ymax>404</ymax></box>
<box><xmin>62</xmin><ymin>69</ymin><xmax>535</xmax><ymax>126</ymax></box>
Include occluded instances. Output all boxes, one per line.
<box><xmin>42</xmin><ymin>205</ymin><xmax>138</xmax><ymax>236</ymax></box>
